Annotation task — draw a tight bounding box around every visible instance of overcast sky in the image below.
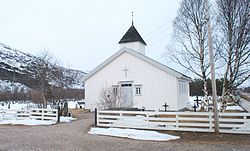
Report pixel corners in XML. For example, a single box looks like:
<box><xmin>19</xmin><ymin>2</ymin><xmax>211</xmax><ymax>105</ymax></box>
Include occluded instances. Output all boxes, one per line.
<box><xmin>0</xmin><ymin>0</ymin><xmax>182</xmax><ymax>72</ymax></box>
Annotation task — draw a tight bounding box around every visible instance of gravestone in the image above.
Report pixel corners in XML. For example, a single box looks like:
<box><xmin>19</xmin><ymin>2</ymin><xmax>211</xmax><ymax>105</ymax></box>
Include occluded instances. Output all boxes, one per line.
<box><xmin>163</xmin><ymin>102</ymin><xmax>169</xmax><ymax>111</ymax></box>
<box><xmin>194</xmin><ymin>96</ymin><xmax>202</xmax><ymax>107</ymax></box>
<box><xmin>193</xmin><ymin>103</ymin><xmax>197</xmax><ymax>112</ymax></box>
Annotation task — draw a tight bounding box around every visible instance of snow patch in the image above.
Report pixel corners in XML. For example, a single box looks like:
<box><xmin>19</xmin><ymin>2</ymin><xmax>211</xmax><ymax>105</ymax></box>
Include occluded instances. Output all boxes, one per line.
<box><xmin>88</xmin><ymin>127</ymin><xmax>180</xmax><ymax>141</ymax></box>
<box><xmin>60</xmin><ymin>116</ymin><xmax>77</xmax><ymax>123</ymax></box>
<box><xmin>226</xmin><ymin>105</ymin><xmax>244</xmax><ymax>111</ymax></box>
<box><xmin>113</xmin><ymin>115</ymin><xmax>166</xmax><ymax>128</ymax></box>
<box><xmin>0</xmin><ymin>119</ymin><xmax>56</xmax><ymax>125</ymax></box>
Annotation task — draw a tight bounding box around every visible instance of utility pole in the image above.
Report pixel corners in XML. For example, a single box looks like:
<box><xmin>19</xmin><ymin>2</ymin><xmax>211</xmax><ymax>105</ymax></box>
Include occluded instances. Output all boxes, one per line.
<box><xmin>205</xmin><ymin>0</ymin><xmax>219</xmax><ymax>133</ymax></box>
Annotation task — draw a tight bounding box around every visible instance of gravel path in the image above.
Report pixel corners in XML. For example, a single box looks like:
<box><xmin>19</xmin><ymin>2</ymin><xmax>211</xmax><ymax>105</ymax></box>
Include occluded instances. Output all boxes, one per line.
<box><xmin>0</xmin><ymin>110</ymin><xmax>250</xmax><ymax>151</ymax></box>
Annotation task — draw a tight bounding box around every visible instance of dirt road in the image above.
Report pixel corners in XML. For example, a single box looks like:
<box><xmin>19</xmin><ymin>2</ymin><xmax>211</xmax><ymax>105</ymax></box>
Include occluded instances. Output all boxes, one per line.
<box><xmin>0</xmin><ymin>110</ymin><xmax>249</xmax><ymax>151</ymax></box>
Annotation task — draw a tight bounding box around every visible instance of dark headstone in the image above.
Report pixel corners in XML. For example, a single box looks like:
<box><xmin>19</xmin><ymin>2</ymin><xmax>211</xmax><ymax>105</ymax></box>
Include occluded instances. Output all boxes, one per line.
<box><xmin>193</xmin><ymin>103</ymin><xmax>197</xmax><ymax>112</ymax></box>
<box><xmin>163</xmin><ymin>102</ymin><xmax>169</xmax><ymax>111</ymax></box>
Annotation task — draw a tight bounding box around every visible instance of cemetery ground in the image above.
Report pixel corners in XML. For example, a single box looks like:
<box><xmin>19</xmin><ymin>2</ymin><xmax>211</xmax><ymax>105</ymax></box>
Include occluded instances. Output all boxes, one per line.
<box><xmin>0</xmin><ymin>109</ymin><xmax>249</xmax><ymax>151</ymax></box>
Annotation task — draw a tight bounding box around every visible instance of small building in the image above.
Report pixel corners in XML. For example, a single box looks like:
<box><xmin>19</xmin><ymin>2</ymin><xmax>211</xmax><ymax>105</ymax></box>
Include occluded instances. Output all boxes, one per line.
<box><xmin>77</xmin><ymin>101</ymin><xmax>85</xmax><ymax>109</ymax></box>
<box><xmin>83</xmin><ymin>22</ymin><xmax>191</xmax><ymax>111</ymax></box>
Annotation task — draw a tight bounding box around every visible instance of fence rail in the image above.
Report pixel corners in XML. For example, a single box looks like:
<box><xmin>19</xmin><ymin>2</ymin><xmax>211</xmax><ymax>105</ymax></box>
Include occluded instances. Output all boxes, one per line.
<box><xmin>97</xmin><ymin>110</ymin><xmax>250</xmax><ymax>134</ymax></box>
<box><xmin>0</xmin><ymin>108</ymin><xmax>58</xmax><ymax>122</ymax></box>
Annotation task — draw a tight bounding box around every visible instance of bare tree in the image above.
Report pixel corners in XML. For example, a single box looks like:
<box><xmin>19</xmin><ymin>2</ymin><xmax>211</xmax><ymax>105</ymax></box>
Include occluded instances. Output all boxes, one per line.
<box><xmin>217</xmin><ymin>0</ymin><xmax>250</xmax><ymax>100</ymax></box>
<box><xmin>98</xmin><ymin>86</ymin><xmax>131</xmax><ymax>109</ymax></box>
<box><xmin>26</xmin><ymin>50</ymin><xmax>55</xmax><ymax>107</ymax></box>
<box><xmin>165</xmin><ymin>0</ymin><xmax>215</xmax><ymax>102</ymax></box>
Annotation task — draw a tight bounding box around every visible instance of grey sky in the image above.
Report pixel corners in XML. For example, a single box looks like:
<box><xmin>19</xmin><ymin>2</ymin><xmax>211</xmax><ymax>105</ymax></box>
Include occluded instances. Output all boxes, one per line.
<box><xmin>0</xmin><ymin>0</ymin><xmax>182</xmax><ymax>72</ymax></box>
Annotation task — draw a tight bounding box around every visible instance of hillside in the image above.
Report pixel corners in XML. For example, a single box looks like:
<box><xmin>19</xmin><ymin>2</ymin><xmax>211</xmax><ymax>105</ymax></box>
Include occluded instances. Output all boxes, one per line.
<box><xmin>0</xmin><ymin>43</ymin><xmax>86</xmax><ymax>92</ymax></box>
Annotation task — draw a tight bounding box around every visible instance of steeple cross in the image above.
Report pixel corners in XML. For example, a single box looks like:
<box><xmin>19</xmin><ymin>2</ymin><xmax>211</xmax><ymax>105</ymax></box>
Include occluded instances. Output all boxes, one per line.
<box><xmin>132</xmin><ymin>12</ymin><xmax>134</xmax><ymax>25</ymax></box>
<box><xmin>122</xmin><ymin>67</ymin><xmax>129</xmax><ymax>77</ymax></box>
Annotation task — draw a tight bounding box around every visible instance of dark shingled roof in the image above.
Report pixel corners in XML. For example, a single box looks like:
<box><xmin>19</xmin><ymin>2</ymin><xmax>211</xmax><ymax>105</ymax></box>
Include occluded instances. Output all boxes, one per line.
<box><xmin>118</xmin><ymin>25</ymin><xmax>147</xmax><ymax>45</ymax></box>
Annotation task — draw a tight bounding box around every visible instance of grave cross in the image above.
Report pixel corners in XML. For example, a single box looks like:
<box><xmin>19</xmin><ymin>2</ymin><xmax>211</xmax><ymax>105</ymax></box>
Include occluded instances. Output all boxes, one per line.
<box><xmin>193</xmin><ymin>103</ymin><xmax>197</xmax><ymax>112</ymax></box>
<box><xmin>194</xmin><ymin>96</ymin><xmax>202</xmax><ymax>107</ymax></box>
<box><xmin>163</xmin><ymin>102</ymin><xmax>169</xmax><ymax>111</ymax></box>
<box><xmin>122</xmin><ymin>67</ymin><xmax>129</xmax><ymax>78</ymax></box>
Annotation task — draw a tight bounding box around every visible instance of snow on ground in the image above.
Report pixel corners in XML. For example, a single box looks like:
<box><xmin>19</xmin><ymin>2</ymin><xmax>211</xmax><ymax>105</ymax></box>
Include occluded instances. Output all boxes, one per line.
<box><xmin>113</xmin><ymin>115</ymin><xmax>157</xmax><ymax>128</ymax></box>
<box><xmin>0</xmin><ymin>102</ymin><xmax>35</xmax><ymax>110</ymax></box>
<box><xmin>112</xmin><ymin>115</ymin><xmax>175</xmax><ymax>129</ymax></box>
<box><xmin>226</xmin><ymin>105</ymin><xmax>244</xmax><ymax>111</ymax></box>
<box><xmin>68</xmin><ymin>101</ymin><xmax>78</xmax><ymax>109</ymax></box>
<box><xmin>0</xmin><ymin>102</ymin><xmax>78</xmax><ymax>125</ymax></box>
<box><xmin>60</xmin><ymin>116</ymin><xmax>77</xmax><ymax>123</ymax></box>
<box><xmin>68</xmin><ymin>100</ymin><xmax>85</xmax><ymax>109</ymax></box>
<box><xmin>0</xmin><ymin>119</ymin><xmax>56</xmax><ymax>126</ymax></box>
<box><xmin>88</xmin><ymin>127</ymin><xmax>180</xmax><ymax>141</ymax></box>
<box><xmin>0</xmin><ymin>116</ymin><xmax>77</xmax><ymax>126</ymax></box>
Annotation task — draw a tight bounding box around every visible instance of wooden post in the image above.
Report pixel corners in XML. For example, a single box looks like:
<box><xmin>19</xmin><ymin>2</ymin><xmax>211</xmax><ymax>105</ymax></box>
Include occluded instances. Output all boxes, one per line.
<box><xmin>57</xmin><ymin>107</ymin><xmax>60</xmax><ymax>122</ymax></box>
<box><xmin>42</xmin><ymin>109</ymin><xmax>44</xmax><ymax>121</ymax></box>
<box><xmin>176</xmin><ymin>114</ymin><xmax>179</xmax><ymax>129</ymax></box>
<box><xmin>205</xmin><ymin>0</ymin><xmax>219</xmax><ymax>133</ymax></box>
<box><xmin>146</xmin><ymin>113</ymin><xmax>149</xmax><ymax>122</ymax></box>
<box><xmin>95</xmin><ymin>108</ymin><xmax>97</xmax><ymax>127</ymax></box>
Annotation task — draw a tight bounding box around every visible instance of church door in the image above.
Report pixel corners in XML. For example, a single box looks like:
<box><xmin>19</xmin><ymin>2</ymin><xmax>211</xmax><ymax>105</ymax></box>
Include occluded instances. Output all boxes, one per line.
<box><xmin>120</xmin><ymin>82</ymin><xmax>133</xmax><ymax>108</ymax></box>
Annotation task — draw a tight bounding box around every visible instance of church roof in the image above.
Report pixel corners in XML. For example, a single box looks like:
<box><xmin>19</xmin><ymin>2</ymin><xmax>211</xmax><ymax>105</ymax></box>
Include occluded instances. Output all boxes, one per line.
<box><xmin>83</xmin><ymin>47</ymin><xmax>191</xmax><ymax>82</ymax></box>
<box><xmin>118</xmin><ymin>25</ymin><xmax>147</xmax><ymax>45</ymax></box>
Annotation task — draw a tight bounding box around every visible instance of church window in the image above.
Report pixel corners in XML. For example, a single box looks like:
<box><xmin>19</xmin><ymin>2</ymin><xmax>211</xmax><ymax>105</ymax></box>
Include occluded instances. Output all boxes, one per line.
<box><xmin>179</xmin><ymin>81</ymin><xmax>187</xmax><ymax>94</ymax></box>
<box><xmin>135</xmin><ymin>85</ymin><xmax>142</xmax><ymax>96</ymax></box>
<box><xmin>112</xmin><ymin>85</ymin><xmax>118</xmax><ymax>95</ymax></box>
<box><xmin>121</xmin><ymin>83</ymin><xmax>132</xmax><ymax>87</ymax></box>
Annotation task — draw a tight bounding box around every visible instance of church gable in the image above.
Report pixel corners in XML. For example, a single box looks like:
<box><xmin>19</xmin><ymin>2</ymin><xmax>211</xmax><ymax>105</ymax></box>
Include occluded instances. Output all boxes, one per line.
<box><xmin>83</xmin><ymin>47</ymin><xmax>191</xmax><ymax>82</ymax></box>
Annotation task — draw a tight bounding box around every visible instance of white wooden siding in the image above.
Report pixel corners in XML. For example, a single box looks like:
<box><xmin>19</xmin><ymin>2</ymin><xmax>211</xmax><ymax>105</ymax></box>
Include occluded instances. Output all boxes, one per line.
<box><xmin>85</xmin><ymin>52</ymin><xmax>184</xmax><ymax>111</ymax></box>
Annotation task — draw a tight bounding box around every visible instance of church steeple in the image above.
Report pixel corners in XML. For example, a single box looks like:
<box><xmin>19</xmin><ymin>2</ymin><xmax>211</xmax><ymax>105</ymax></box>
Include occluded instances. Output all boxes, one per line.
<box><xmin>118</xmin><ymin>14</ymin><xmax>147</xmax><ymax>55</ymax></box>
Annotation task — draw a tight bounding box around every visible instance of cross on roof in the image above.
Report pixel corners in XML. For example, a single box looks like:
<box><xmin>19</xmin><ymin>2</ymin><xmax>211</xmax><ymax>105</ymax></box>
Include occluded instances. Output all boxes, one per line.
<box><xmin>122</xmin><ymin>67</ymin><xmax>129</xmax><ymax>77</ymax></box>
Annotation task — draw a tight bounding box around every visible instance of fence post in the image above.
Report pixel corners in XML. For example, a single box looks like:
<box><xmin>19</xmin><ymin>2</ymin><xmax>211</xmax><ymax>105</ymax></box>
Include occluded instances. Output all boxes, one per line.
<box><xmin>57</xmin><ymin>107</ymin><xmax>60</xmax><ymax>122</ymax></box>
<box><xmin>209</xmin><ymin>112</ymin><xmax>213</xmax><ymax>130</ymax></box>
<box><xmin>41</xmin><ymin>109</ymin><xmax>44</xmax><ymax>121</ymax></box>
<box><xmin>176</xmin><ymin>113</ymin><xmax>179</xmax><ymax>129</ymax></box>
<box><xmin>146</xmin><ymin>113</ymin><xmax>149</xmax><ymax>122</ymax></box>
<box><xmin>119</xmin><ymin>111</ymin><xmax>122</xmax><ymax>119</ymax></box>
<box><xmin>95</xmin><ymin>108</ymin><xmax>97</xmax><ymax>126</ymax></box>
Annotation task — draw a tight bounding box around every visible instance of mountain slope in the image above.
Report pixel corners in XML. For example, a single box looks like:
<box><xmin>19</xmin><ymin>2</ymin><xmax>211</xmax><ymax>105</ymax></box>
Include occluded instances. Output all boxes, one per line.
<box><xmin>0</xmin><ymin>43</ymin><xmax>86</xmax><ymax>91</ymax></box>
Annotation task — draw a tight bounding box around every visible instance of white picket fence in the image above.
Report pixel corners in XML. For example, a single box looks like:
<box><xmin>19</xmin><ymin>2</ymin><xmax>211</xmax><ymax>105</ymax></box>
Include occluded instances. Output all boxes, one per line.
<box><xmin>0</xmin><ymin>108</ymin><xmax>58</xmax><ymax>122</ymax></box>
<box><xmin>97</xmin><ymin>110</ymin><xmax>250</xmax><ymax>134</ymax></box>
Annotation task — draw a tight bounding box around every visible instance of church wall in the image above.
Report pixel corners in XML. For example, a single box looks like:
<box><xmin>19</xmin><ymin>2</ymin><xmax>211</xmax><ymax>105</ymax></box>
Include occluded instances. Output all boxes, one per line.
<box><xmin>85</xmin><ymin>51</ymin><xmax>181</xmax><ymax>111</ymax></box>
<box><xmin>177</xmin><ymin>80</ymin><xmax>190</xmax><ymax>109</ymax></box>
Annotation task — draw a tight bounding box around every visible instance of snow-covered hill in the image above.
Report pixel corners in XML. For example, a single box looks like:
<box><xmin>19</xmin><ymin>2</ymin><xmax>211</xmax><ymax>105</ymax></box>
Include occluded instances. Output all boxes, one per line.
<box><xmin>0</xmin><ymin>79</ymin><xmax>30</xmax><ymax>92</ymax></box>
<box><xmin>0</xmin><ymin>43</ymin><xmax>86</xmax><ymax>91</ymax></box>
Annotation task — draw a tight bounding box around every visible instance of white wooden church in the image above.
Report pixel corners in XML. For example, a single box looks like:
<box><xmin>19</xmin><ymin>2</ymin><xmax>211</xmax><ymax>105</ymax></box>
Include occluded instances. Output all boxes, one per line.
<box><xmin>83</xmin><ymin>22</ymin><xmax>191</xmax><ymax>111</ymax></box>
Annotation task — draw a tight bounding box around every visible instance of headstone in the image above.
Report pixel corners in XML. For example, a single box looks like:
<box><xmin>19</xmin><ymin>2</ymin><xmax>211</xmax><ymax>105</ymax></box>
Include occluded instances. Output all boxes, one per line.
<box><xmin>193</xmin><ymin>103</ymin><xmax>197</xmax><ymax>112</ymax></box>
<box><xmin>142</xmin><ymin>106</ymin><xmax>145</xmax><ymax>111</ymax></box>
